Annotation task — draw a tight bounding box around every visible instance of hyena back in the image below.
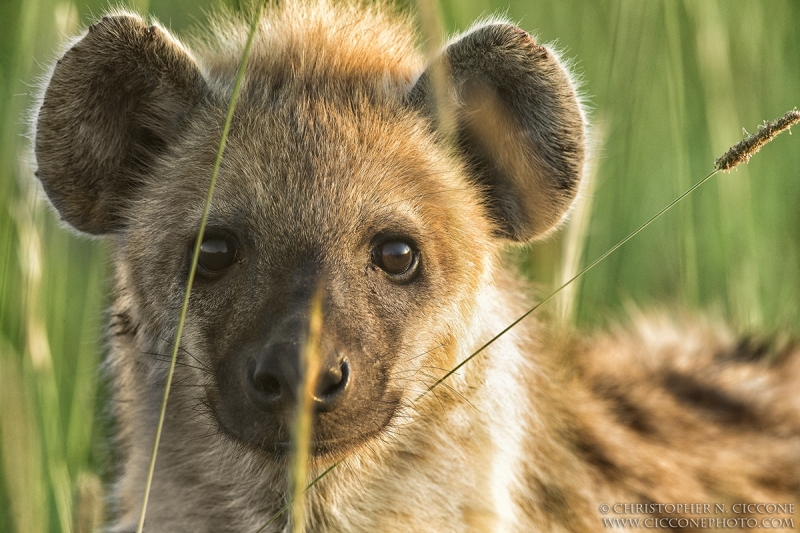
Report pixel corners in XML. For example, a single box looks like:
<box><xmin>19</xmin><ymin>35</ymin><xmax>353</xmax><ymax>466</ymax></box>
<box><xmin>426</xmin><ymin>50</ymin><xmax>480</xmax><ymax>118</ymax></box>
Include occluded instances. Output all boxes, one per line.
<box><xmin>33</xmin><ymin>1</ymin><xmax>800</xmax><ymax>531</ymax></box>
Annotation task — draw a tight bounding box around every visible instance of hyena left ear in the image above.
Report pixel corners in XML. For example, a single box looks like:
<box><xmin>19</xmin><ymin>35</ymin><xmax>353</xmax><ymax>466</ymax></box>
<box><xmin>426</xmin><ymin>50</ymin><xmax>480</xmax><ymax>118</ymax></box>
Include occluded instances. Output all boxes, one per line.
<box><xmin>34</xmin><ymin>14</ymin><xmax>207</xmax><ymax>235</ymax></box>
<box><xmin>409</xmin><ymin>23</ymin><xmax>585</xmax><ymax>242</ymax></box>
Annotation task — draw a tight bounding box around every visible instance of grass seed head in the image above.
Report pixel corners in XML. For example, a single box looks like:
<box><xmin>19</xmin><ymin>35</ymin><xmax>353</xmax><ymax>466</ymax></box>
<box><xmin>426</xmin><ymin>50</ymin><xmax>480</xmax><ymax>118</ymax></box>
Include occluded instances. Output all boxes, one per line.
<box><xmin>715</xmin><ymin>109</ymin><xmax>800</xmax><ymax>172</ymax></box>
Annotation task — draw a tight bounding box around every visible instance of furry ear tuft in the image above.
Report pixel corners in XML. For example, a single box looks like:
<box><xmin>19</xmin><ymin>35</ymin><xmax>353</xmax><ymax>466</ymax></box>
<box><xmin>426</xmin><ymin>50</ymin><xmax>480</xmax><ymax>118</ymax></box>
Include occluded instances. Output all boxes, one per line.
<box><xmin>409</xmin><ymin>23</ymin><xmax>585</xmax><ymax>242</ymax></box>
<box><xmin>35</xmin><ymin>14</ymin><xmax>208</xmax><ymax>234</ymax></box>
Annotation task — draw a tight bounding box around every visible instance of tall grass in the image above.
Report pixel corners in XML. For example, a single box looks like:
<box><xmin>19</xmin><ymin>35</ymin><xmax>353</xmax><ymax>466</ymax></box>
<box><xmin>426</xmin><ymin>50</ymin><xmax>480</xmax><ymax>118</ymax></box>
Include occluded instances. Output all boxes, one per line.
<box><xmin>0</xmin><ymin>1</ymin><xmax>798</xmax><ymax>531</ymax></box>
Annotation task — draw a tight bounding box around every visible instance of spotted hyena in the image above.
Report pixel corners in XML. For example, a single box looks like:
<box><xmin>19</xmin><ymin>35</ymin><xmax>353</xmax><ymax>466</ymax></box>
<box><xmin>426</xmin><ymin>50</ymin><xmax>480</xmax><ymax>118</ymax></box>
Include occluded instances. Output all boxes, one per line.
<box><xmin>33</xmin><ymin>1</ymin><xmax>799</xmax><ymax>531</ymax></box>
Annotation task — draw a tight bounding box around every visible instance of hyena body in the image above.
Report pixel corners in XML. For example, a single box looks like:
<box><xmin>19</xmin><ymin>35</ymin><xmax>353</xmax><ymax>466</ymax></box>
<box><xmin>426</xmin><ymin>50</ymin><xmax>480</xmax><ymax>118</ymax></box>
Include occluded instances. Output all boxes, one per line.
<box><xmin>33</xmin><ymin>1</ymin><xmax>800</xmax><ymax>531</ymax></box>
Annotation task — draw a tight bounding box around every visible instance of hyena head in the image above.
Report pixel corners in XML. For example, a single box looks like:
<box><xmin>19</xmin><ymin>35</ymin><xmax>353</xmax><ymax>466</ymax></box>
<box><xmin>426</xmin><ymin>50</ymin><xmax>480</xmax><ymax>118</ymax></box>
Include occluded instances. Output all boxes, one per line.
<box><xmin>34</xmin><ymin>0</ymin><xmax>583</xmax><ymax>476</ymax></box>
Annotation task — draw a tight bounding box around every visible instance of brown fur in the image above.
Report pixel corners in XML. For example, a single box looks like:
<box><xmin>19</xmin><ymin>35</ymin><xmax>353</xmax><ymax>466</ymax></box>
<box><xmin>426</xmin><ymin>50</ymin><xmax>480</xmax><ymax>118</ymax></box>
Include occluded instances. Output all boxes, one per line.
<box><xmin>33</xmin><ymin>1</ymin><xmax>799</xmax><ymax>532</ymax></box>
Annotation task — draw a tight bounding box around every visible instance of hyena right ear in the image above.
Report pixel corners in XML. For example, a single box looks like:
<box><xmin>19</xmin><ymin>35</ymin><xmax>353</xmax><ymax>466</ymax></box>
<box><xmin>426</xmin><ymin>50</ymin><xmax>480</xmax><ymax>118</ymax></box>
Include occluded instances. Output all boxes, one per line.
<box><xmin>35</xmin><ymin>14</ymin><xmax>207</xmax><ymax>235</ymax></box>
<box><xmin>409</xmin><ymin>23</ymin><xmax>585</xmax><ymax>242</ymax></box>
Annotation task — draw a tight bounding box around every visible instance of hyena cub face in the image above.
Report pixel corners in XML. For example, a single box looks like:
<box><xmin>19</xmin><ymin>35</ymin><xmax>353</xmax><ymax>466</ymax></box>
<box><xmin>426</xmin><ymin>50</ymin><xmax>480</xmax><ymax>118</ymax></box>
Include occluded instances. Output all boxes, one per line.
<box><xmin>35</xmin><ymin>0</ymin><xmax>582</xmax><ymax>476</ymax></box>
<box><xmin>126</xmin><ymin>91</ymin><xmax>496</xmax><ymax>457</ymax></box>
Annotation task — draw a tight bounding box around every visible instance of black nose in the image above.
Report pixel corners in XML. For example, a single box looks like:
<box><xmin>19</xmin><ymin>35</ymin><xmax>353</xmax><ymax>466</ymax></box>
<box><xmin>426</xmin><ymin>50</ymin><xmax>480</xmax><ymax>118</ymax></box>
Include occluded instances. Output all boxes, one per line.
<box><xmin>244</xmin><ymin>347</ymin><xmax>351</xmax><ymax>413</ymax></box>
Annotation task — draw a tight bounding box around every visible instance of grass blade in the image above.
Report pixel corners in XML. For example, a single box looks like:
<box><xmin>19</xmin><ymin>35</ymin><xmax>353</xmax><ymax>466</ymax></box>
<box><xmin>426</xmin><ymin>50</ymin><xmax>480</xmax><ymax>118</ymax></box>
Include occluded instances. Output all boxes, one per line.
<box><xmin>421</xmin><ymin>109</ymin><xmax>800</xmax><ymax>398</ymax></box>
<box><xmin>418</xmin><ymin>167</ymin><xmax>721</xmax><ymax>399</ymax></box>
<box><xmin>255</xmin><ymin>462</ymin><xmax>339</xmax><ymax>533</ymax></box>
<box><xmin>135</xmin><ymin>2</ymin><xmax>265</xmax><ymax>531</ymax></box>
<box><xmin>288</xmin><ymin>291</ymin><xmax>323</xmax><ymax>533</ymax></box>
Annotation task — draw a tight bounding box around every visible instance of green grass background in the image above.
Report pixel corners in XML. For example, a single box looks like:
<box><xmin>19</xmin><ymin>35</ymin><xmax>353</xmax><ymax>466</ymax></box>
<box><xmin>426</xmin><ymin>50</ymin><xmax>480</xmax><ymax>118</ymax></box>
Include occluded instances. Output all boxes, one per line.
<box><xmin>1</xmin><ymin>0</ymin><xmax>798</xmax><ymax>530</ymax></box>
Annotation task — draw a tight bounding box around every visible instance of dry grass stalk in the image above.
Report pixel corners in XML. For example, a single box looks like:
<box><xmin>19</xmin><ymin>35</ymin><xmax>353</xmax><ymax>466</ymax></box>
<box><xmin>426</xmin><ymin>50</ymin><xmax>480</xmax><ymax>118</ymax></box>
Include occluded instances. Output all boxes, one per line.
<box><xmin>289</xmin><ymin>292</ymin><xmax>323</xmax><ymax>533</ymax></box>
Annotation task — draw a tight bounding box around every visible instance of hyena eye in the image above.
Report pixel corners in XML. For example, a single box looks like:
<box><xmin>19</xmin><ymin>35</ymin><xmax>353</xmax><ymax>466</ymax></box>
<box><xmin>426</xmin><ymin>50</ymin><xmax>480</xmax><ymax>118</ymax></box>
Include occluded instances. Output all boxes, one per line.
<box><xmin>197</xmin><ymin>236</ymin><xmax>237</xmax><ymax>275</ymax></box>
<box><xmin>371</xmin><ymin>240</ymin><xmax>418</xmax><ymax>277</ymax></box>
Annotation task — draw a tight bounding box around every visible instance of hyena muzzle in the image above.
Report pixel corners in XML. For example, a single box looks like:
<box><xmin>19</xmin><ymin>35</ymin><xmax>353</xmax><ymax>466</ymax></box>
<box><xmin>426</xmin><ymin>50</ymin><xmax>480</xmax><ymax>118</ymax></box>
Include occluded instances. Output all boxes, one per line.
<box><xmin>33</xmin><ymin>1</ymin><xmax>800</xmax><ymax>532</ymax></box>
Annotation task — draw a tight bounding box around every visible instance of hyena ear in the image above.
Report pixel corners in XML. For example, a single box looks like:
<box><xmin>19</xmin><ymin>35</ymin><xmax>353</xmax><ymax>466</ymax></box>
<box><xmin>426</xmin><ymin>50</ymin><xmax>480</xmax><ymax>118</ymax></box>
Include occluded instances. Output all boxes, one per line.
<box><xmin>35</xmin><ymin>14</ymin><xmax>207</xmax><ymax>235</ymax></box>
<box><xmin>409</xmin><ymin>23</ymin><xmax>585</xmax><ymax>242</ymax></box>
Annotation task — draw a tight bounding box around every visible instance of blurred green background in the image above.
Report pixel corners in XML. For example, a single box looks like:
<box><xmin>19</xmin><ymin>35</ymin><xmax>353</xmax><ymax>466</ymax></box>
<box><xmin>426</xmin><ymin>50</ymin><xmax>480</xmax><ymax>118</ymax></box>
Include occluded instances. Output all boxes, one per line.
<box><xmin>0</xmin><ymin>0</ymin><xmax>798</xmax><ymax>530</ymax></box>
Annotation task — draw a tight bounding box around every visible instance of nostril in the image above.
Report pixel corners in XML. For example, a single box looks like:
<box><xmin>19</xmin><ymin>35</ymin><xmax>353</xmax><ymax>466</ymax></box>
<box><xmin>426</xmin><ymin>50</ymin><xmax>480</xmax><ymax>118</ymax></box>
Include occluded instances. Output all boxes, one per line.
<box><xmin>315</xmin><ymin>358</ymin><xmax>351</xmax><ymax>411</ymax></box>
<box><xmin>252</xmin><ymin>372</ymin><xmax>282</xmax><ymax>402</ymax></box>
<box><xmin>319</xmin><ymin>361</ymin><xmax>342</xmax><ymax>395</ymax></box>
<box><xmin>245</xmin><ymin>356</ymin><xmax>289</xmax><ymax>411</ymax></box>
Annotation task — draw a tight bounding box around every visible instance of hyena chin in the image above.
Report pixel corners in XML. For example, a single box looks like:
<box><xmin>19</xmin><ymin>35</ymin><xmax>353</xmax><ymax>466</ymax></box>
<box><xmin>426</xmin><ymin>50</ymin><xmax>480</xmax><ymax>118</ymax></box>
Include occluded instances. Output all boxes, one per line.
<box><xmin>34</xmin><ymin>1</ymin><xmax>799</xmax><ymax>532</ymax></box>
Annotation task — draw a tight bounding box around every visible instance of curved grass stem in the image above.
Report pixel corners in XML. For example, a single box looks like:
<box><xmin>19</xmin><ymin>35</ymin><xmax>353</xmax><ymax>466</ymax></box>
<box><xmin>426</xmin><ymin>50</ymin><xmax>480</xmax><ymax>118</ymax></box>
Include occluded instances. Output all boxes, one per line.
<box><xmin>416</xmin><ymin>168</ymin><xmax>722</xmax><ymax>400</ymax></box>
<box><xmin>419</xmin><ymin>108</ymin><xmax>799</xmax><ymax>399</ymax></box>
<box><xmin>135</xmin><ymin>2</ymin><xmax>265</xmax><ymax>531</ymax></box>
